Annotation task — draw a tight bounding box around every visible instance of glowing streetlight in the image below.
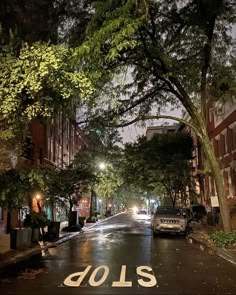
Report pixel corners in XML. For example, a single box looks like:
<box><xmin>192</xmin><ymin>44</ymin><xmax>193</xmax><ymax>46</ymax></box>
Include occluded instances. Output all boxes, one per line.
<box><xmin>98</xmin><ymin>162</ymin><xmax>106</xmax><ymax>171</ymax></box>
<box><xmin>133</xmin><ymin>206</ymin><xmax>138</xmax><ymax>214</ymax></box>
<box><xmin>35</xmin><ymin>193</ymin><xmax>41</xmax><ymax>200</ymax></box>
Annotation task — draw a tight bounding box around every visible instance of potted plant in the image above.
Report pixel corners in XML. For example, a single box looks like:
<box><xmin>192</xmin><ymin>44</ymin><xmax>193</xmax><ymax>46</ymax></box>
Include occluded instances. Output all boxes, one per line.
<box><xmin>44</xmin><ymin>165</ymin><xmax>94</xmax><ymax>239</ymax></box>
<box><xmin>0</xmin><ymin>169</ymin><xmax>33</xmax><ymax>250</ymax></box>
<box><xmin>79</xmin><ymin>216</ymin><xmax>86</xmax><ymax>228</ymax></box>
<box><xmin>86</xmin><ymin>216</ymin><xmax>97</xmax><ymax>223</ymax></box>
<box><xmin>23</xmin><ymin>211</ymin><xmax>48</xmax><ymax>243</ymax></box>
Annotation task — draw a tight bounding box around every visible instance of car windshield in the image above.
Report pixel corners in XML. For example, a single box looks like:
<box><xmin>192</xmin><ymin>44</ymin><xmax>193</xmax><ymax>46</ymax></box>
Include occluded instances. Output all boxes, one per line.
<box><xmin>155</xmin><ymin>207</ymin><xmax>181</xmax><ymax>216</ymax></box>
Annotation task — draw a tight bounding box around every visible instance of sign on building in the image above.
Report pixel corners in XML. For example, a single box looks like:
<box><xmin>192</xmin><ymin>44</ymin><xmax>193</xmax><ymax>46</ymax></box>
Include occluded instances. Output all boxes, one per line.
<box><xmin>210</xmin><ymin>196</ymin><xmax>219</xmax><ymax>207</ymax></box>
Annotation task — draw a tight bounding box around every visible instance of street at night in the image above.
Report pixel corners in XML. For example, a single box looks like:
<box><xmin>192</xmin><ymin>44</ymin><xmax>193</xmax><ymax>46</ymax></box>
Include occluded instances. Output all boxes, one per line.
<box><xmin>1</xmin><ymin>1</ymin><xmax>236</xmax><ymax>295</ymax></box>
<box><xmin>1</xmin><ymin>213</ymin><xmax>236</xmax><ymax>295</ymax></box>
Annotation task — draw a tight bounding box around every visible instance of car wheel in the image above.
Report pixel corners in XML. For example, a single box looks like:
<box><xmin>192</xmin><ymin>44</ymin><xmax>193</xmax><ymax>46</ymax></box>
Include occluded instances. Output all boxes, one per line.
<box><xmin>181</xmin><ymin>231</ymin><xmax>187</xmax><ymax>238</ymax></box>
<box><xmin>153</xmin><ymin>231</ymin><xmax>159</xmax><ymax>237</ymax></box>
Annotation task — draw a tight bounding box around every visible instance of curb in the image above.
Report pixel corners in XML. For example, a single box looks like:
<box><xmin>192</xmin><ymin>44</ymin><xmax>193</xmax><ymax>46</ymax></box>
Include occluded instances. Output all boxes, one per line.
<box><xmin>216</xmin><ymin>248</ymin><xmax>236</xmax><ymax>265</ymax></box>
<box><xmin>187</xmin><ymin>234</ymin><xmax>236</xmax><ymax>265</ymax></box>
<box><xmin>187</xmin><ymin>234</ymin><xmax>214</xmax><ymax>252</ymax></box>
<box><xmin>0</xmin><ymin>246</ymin><xmax>41</xmax><ymax>274</ymax></box>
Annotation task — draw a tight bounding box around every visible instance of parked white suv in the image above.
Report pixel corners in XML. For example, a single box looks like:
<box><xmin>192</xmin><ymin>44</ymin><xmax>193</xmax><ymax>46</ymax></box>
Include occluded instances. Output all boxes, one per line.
<box><xmin>151</xmin><ymin>206</ymin><xmax>187</xmax><ymax>236</ymax></box>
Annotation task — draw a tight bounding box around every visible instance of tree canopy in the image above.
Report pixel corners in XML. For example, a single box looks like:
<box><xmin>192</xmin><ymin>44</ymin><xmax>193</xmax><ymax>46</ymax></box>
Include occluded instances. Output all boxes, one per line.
<box><xmin>122</xmin><ymin>132</ymin><xmax>195</xmax><ymax>206</ymax></box>
<box><xmin>71</xmin><ymin>0</ymin><xmax>236</xmax><ymax>232</ymax></box>
<box><xmin>74</xmin><ymin>0</ymin><xmax>236</xmax><ymax>127</ymax></box>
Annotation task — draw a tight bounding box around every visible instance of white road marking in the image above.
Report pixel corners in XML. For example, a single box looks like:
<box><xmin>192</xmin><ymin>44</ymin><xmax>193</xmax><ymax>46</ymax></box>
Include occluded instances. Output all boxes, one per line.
<box><xmin>89</xmin><ymin>266</ymin><xmax>109</xmax><ymax>287</ymax></box>
<box><xmin>63</xmin><ymin>265</ymin><xmax>92</xmax><ymax>287</ymax></box>
<box><xmin>137</xmin><ymin>266</ymin><xmax>158</xmax><ymax>287</ymax></box>
<box><xmin>112</xmin><ymin>265</ymin><xmax>132</xmax><ymax>287</ymax></box>
<box><xmin>63</xmin><ymin>265</ymin><xmax>158</xmax><ymax>288</ymax></box>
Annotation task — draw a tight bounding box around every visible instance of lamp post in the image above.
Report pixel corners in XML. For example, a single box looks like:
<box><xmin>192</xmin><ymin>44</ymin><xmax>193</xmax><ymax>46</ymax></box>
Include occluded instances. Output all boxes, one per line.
<box><xmin>89</xmin><ymin>162</ymin><xmax>106</xmax><ymax>220</ymax></box>
<box><xmin>99</xmin><ymin>199</ymin><xmax>103</xmax><ymax>217</ymax></box>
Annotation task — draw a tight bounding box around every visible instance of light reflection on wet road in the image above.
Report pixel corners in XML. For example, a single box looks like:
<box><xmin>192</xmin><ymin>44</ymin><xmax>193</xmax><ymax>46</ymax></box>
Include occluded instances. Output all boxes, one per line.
<box><xmin>1</xmin><ymin>213</ymin><xmax>236</xmax><ymax>295</ymax></box>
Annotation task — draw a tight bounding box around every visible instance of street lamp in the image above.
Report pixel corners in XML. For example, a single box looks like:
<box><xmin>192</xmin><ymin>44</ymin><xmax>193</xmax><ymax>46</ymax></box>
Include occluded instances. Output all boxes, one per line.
<box><xmin>98</xmin><ymin>162</ymin><xmax>106</xmax><ymax>171</ymax></box>
<box><xmin>89</xmin><ymin>161</ymin><xmax>106</xmax><ymax>220</ymax></box>
<box><xmin>34</xmin><ymin>193</ymin><xmax>42</xmax><ymax>212</ymax></box>
<box><xmin>35</xmin><ymin>194</ymin><xmax>41</xmax><ymax>200</ymax></box>
<box><xmin>98</xmin><ymin>199</ymin><xmax>103</xmax><ymax>217</ymax></box>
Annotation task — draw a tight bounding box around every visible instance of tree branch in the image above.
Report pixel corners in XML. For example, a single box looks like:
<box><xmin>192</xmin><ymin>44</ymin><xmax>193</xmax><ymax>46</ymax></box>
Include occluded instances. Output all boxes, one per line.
<box><xmin>108</xmin><ymin>114</ymin><xmax>202</xmax><ymax>138</ymax></box>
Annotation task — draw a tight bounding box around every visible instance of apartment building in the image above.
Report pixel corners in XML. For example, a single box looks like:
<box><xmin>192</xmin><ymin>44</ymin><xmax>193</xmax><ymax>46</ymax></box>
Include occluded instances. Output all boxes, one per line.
<box><xmin>0</xmin><ymin>113</ymin><xmax>87</xmax><ymax>232</ymax></box>
<box><xmin>21</xmin><ymin>114</ymin><xmax>86</xmax><ymax>169</ymax></box>
<box><xmin>206</xmin><ymin>99</ymin><xmax>236</xmax><ymax>205</ymax></box>
<box><xmin>146</xmin><ymin>125</ymin><xmax>177</xmax><ymax>140</ymax></box>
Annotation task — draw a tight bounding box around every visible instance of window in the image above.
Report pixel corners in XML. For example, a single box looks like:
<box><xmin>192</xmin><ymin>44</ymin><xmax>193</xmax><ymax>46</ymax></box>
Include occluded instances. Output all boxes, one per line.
<box><xmin>224</xmin><ymin>132</ymin><xmax>228</xmax><ymax>154</ymax></box>
<box><xmin>22</xmin><ymin>137</ymin><xmax>34</xmax><ymax>160</ymax></box>
<box><xmin>233</xmin><ymin>127</ymin><xmax>236</xmax><ymax>150</ymax></box>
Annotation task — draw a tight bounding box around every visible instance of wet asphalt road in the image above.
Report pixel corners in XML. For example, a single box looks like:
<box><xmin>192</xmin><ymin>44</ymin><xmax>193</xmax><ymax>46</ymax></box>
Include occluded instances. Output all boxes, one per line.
<box><xmin>1</xmin><ymin>212</ymin><xmax>236</xmax><ymax>295</ymax></box>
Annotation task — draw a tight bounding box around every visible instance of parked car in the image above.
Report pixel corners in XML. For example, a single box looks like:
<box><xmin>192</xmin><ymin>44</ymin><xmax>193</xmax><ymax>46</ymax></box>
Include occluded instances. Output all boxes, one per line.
<box><xmin>151</xmin><ymin>206</ymin><xmax>187</xmax><ymax>236</ymax></box>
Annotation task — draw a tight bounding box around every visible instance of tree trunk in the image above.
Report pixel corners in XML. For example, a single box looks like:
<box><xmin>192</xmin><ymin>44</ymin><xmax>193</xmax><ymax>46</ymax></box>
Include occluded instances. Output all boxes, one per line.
<box><xmin>6</xmin><ymin>209</ymin><xmax>11</xmax><ymax>233</ymax></box>
<box><xmin>200</xmin><ymin>131</ymin><xmax>231</xmax><ymax>232</ymax></box>
<box><xmin>166</xmin><ymin>77</ymin><xmax>232</xmax><ymax>232</ymax></box>
<box><xmin>68</xmin><ymin>200</ymin><xmax>75</xmax><ymax>227</ymax></box>
<box><xmin>51</xmin><ymin>201</ymin><xmax>55</xmax><ymax>221</ymax></box>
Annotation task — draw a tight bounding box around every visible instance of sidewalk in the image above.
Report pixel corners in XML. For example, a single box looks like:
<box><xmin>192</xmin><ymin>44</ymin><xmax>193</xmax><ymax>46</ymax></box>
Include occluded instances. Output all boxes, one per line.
<box><xmin>0</xmin><ymin>214</ymin><xmax>120</xmax><ymax>274</ymax></box>
<box><xmin>187</xmin><ymin>223</ymin><xmax>236</xmax><ymax>265</ymax></box>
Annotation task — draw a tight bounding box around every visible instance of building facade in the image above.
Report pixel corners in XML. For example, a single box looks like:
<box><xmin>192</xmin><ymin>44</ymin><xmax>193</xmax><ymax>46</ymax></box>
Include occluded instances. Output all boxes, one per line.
<box><xmin>0</xmin><ymin>113</ymin><xmax>87</xmax><ymax>233</ymax></box>
<box><xmin>21</xmin><ymin>114</ymin><xmax>86</xmax><ymax>169</ymax></box>
<box><xmin>146</xmin><ymin>125</ymin><xmax>177</xmax><ymax>140</ymax></box>
<box><xmin>205</xmin><ymin>99</ymin><xmax>236</xmax><ymax>208</ymax></box>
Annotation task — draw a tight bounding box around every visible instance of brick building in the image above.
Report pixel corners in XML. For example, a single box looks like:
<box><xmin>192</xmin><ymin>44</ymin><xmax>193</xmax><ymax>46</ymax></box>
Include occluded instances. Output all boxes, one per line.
<box><xmin>22</xmin><ymin>114</ymin><xmax>86</xmax><ymax>169</ymax></box>
<box><xmin>0</xmin><ymin>112</ymin><xmax>87</xmax><ymax>233</ymax></box>
<box><xmin>205</xmin><ymin>99</ymin><xmax>236</xmax><ymax>207</ymax></box>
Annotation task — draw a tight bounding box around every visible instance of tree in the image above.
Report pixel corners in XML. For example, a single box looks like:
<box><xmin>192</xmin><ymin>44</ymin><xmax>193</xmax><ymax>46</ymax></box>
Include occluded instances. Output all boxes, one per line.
<box><xmin>73</xmin><ymin>124</ymin><xmax>123</xmax><ymax>216</ymax></box>
<box><xmin>44</xmin><ymin>165</ymin><xmax>95</xmax><ymax>226</ymax></box>
<box><xmin>71</xmin><ymin>0</ymin><xmax>236</xmax><ymax>232</ymax></box>
<box><xmin>0</xmin><ymin>42</ymin><xmax>94</xmax><ymax>135</ymax></box>
<box><xmin>0</xmin><ymin>168</ymin><xmax>46</xmax><ymax>232</ymax></box>
<box><xmin>0</xmin><ymin>0</ymin><xmax>94</xmax><ymax>163</ymax></box>
<box><xmin>122</xmin><ymin>133</ymin><xmax>195</xmax><ymax>207</ymax></box>
<box><xmin>95</xmin><ymin>163</ymin><xmax>123</xmax><ymax>211</ymax></box>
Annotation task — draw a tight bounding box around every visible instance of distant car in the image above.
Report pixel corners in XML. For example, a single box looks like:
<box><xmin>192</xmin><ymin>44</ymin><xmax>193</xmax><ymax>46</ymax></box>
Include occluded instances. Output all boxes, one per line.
<box><xmin>151</xmin><ymin>206</ymin><xmax>187</xmax><ymax>236</ymax></box>
<box><xmin>137</xmin><ymin>209</ymin><xmax>147</xmax><ymax>215</ymax></box>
